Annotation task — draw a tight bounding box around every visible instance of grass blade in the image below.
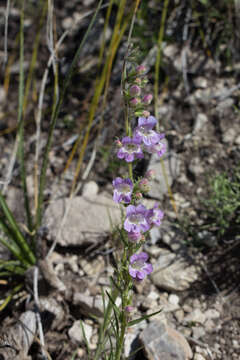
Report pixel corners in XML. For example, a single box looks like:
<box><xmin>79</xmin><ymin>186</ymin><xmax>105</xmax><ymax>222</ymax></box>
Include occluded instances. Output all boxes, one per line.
<box><xmin>127</xmin><ymin>309</ymin><xmax>162</xmax><ymax>327</ymax></box>
<box><xmin>35</xmin><ymin>0</ymin><xmax>104</xmax><ymax>233</ymax></box>
<box><xmin>0</xmin><ymin>192</ymin><xmax>35</xmax><ymax>264</ymax></box>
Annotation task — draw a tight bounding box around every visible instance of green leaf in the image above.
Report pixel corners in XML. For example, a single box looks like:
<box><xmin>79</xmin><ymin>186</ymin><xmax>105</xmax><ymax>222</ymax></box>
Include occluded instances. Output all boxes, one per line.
<box><xmin>79</xmin><ymin>320</ymin><xmax>90</xmax><ymax>357</ymax></box>
<box><xmin>0</xmin><ymin>192</ymin><xmax>35</xmax><ymax>265</ymax></box>
<box><xmin>106</xmin><ymin>290</ymin><xmax>121</xmax><ymax>317</ymax></box>
<box><xmin>127</xmin><ymin>309</ymin><xmax>162</xmax><ymax>327</ymax></box>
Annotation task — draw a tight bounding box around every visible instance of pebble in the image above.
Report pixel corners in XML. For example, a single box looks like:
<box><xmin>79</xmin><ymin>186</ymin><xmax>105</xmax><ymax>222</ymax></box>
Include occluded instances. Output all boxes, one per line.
<box><xmin>204</xmin><ymin>308</ymin><xmax>220</xmax><ymax>320</ymax></box>
<box><xmin>68</xmin><ymin>321</ymin><xmax>93</xmax><ymax>344</ymax></box>
<box><xmin>194</xmin><ymin>354</ymin><xmax>206</xmax><ymax>360</ymax></box>
<box><xmin>168</xmin><ymin>294</ymin><xmax>180</xmax><ymax>306</ymax></box>
<box><xmin>184</xmin><ymin>309</ymin><xmax>206</xmax><ymax>325</ymax></box>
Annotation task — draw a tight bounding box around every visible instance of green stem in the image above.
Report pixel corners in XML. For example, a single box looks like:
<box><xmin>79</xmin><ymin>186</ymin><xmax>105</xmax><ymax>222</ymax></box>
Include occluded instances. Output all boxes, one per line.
<box><xmin>18</xmin><ymin>0</ymin><xmax>33</xmax><ymax>233</ymax></box>
<box><xmin>154</xmin><ymin>0</ymin><xmax>169</xmax><ymax>129</ymax></box>
<box><xmin>93</xmin><ymin>289</ymin><xmax>118</xmax><ymax>360</ymax></box>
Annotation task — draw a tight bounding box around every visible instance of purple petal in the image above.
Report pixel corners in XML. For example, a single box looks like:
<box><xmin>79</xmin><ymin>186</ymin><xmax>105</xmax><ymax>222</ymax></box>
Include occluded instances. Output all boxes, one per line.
<box><xmin>130</xmin><ymin>253</ymin><xmax>139</xmax><ymax>264</ymax></box>
<box><xmin>124</xmin><ymin>218</ymin><xmax>132</xmax><ymax>232</ymax></box>
<box><xmin>113</xmin><ymin>177</ymin><xmax>123</xmax><ymax>187</ymax></box>
<box><xmin>123</xmin><ymin>194</ymin><xmax>132</xmax><ymax>203</ymax></box>
<box><xmin>117</xmin><ymin>149</ymin><xmax>125</xmax><ymax>159</ymax></box>
<box><xmin>113</xmin><ymin>190</ymin><xmax>121</xmax><ymax>203</ymax></box>
<box><xmin>122</xmin><ymin>136</ymin><xmax>131</xmax><ymax>145</ymax></box>
<box><xmin>126</xmin><ymin>205</ymin><xmax>136</xmax><ymax>216</ymax></box>
<box><xmin>136</xmin><ymin>271</ymin><xmax>145</xmax><ymax>280</ymax></box>
<box><xmin>143</xmin><ymin>263</ymin><xmax>153</xmax><ymax>275</ymax></box>
<box><xmin>136</xmin><ymin>204</ymin><xmax>147</xmax><ymax>214</ymax></box>
<box><xmin>129</xmin><ymin>267</ymin><xmax>137</xmax><ymax>278</ymax></box>
<box><xmin>126</xmin><ymin>154</ymin><xmax>134</xmax><ymax>162</ymax></box>
<box><xmin>137</xmin><ymin>252</ymin><xmax>149</xmax><ymax>262</ymax></box>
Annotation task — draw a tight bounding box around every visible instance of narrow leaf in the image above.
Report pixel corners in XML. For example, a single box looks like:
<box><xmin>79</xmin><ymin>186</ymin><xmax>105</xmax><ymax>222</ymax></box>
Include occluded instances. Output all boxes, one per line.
<box><xmin>127</xmin><ymin>309</ymin><xmax>162</xmax><ymax>327</ymax></box>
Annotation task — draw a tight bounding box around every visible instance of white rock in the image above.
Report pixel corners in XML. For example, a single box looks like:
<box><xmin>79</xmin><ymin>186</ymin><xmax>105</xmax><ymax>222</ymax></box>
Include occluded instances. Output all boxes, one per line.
<box><xmin>168</xmin><ymin>294</ymin><xmax>180</xmax><ymax>306</ymax></box>
<box><xmin>163</xmin><ymin>44</ymin><xmax>178</xmax><ymax>58</ymax></box>
<box><xmin>222</xmin><ymin>128</ymin><xmax>236</xmax><ymax>143</ymax></box>
<box><xmin>235</xmin><ymin>134</ymin><xmax>240</xmax><ymax>145</ymax></box>
<box><xmin>147</xmin><ymin>147</ymin><xmax>180</xmax><ymax>200</ymax></box>
<box><xmin>82</xmin><ymin>181</ymin><xmax>99</xmax><ymax>197</ymax></box>
<box><xmin>151</xmin><ymin>249</ymin><xmax>199</xmax><ymax>291</ymax></box>
<box><xmin>193</xmin><ymin>113</ymin><xmax>208</xmax><ymax>134</ymax></box>
<box><xmin>68</xmin><ymin>321</ymin><xmax>93</xmax><ymax>344</ymax></box>
<box><xmin>189</xmin><ymin>157</ymin><xmax>204</xmax><ymax>176</ymax></box>
<box><xmin>204</xmin><ymin>309</ymin><xmax>220</xmax><ymax>320</ymax></box>
<box><xmin>44</xmin><ymin>192</ymin><xmax>121</xmax><ymax>246</ymax></box>
<box><xmin>175</xmin><ymin>309</ymin><xmax>185</xmax><ymax>322</ymax></box>
<box><xmin>194</xmin><ymin>354</ymin><xmax>206</xmax><ymax>360</ymax></box>
<box><xmin>194</xmin><ymin>77</ymin><xmax>208</xmax><ymax>89</ymax></box>
<box><xmin>192</xmin><ymin>326</ymin><xmax>206</xmax><ymax>340</ymax></box>
<box><xmin>184</xmin><ymin>309</ymin><xmax>206</xmax><ymax>325</ymax></box>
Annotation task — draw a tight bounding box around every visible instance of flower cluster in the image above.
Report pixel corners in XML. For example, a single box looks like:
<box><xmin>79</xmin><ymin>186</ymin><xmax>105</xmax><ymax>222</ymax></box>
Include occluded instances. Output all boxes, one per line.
<box><xmin>117</xmin><ymin>115</ymin><xmax>166</xmax><ymax>163</ymax></box>
<box><xmin>113</xmin><ymin>63</ymin><xmax>166</xmax><ymax>283</ymax></box>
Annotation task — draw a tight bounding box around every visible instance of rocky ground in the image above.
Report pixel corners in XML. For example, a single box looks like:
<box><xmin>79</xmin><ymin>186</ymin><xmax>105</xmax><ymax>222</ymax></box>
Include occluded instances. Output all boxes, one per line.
<box><xmin>0</xmin><ymin>1</ymin><xmax>240</xmax><ymax>359</ymax></box>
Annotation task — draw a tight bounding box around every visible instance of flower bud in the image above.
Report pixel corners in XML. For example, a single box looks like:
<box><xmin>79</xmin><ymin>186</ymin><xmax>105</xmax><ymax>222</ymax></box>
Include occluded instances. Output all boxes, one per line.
<box><xmin>135</xmin><ymin>192</ymin><xmax>143</xmax><ymax>200</ymax></box>
<box><xmin>130</xmin><ymin>97</ymin><xmax>140</xmax><ymax>107</ymax></box>
<box><xmin>142</xmin><ymin>110</ymin><xmax>150</xmax><ymax>118</ymax></box>
<box><xmin>129</xmin><ymin>85</ymin><xmax>141</xmax><ymax>96</ymax></box>
<box><xmin>145</xmin><ymin>169</ymin><xmax>156</xmax><ymax>181</ymax></box>
<box><xmin>125</xmin><ymin>306</ymin><xmax>134</xmax><ymax>313</ymax></box>
<box><xmin>139</xmin><ymin>178</ymin><xmax>150</xmax><ymax>192</ymax></box>
<box><xmin>115</xmin><ymin>139</ymin><xmax>122</xmax><ymax>147</ymax></box>
<box><xmin>136</xmin><ymin>65</ymin><xmax>146</xmax><ymax>74</ymax></box>
<box><xmin>143</xmin><ymin>94</ymin><xmax>153</xmax><ymax>105</ymax></box>
<box><xmin>134</xmin><ymin>78</ymin><xmax>142</xmax><ymax>85</ymax></box>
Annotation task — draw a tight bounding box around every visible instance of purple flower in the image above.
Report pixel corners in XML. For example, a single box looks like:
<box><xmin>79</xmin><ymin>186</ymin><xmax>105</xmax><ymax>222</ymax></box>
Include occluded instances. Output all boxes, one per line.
<box><xmin>112</xmin><ymin>177</ymin><xmax>133</xmax><ymax>203</ymax></box>
<box><xmin>124</xmin><ymin>204</ymin><xmax>150</xmax><ymax>233</ymax></box>
<box><xmin>144</xmin><ymin>136</ymin><xmax>166</xmax><ymax>157</ymax></box>
<box><xmin>129</xmin><ymin>252</ymin><xmax>153</xmax><ymax>281</ymax></box>
<box><xmin>128</xmin><ymin>230</ymin><xmax>142</xmax><ymax>243</ymax></box>
<box><xmin>117</xmin><ymin>136</ymin><xmax>144</xmax><ymax>163</ymax></box>
<box><xmin>134</xmin><ymin>116</ymin><xmax>161</xmax><ymax>146</ymax></box>
<box><xmin>147</xmin><ymin>204</ymin><xmax>164</xmax><ymax>227</ymax></box>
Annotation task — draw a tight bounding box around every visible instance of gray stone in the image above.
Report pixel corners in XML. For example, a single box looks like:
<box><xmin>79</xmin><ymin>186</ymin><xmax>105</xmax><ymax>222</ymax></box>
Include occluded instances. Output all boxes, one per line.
<box><xmin>204</xmin><ymin>309</ymin><xmax>220</xmax><ymax>320</ymax></box>
<box><xmin>188</xmin><ymin>157</ymin><xmax>204</xmax><ymax>176</ymax></box>
<box><xmin>235</xmin><ymin>134</ymin><xmax>240</xmax><ymax>145</ymax></box>
<box><xmin>151</xmin><ymin>249</ymin><xmax>199</xmax><ymax>291</ymax></box>
<box><xmin>44</xmin><ymin>192</ymin><xmax>121</xmax><ymax>246</ymax></box>
<box><xmin>194</xmin><ymin>354</ymin><xmax>206</xmax><ymax>360</ymax></box>
<box><xmin>192</xmin><ymin>326</ymin><xmax>206</xmax><ymax>340</ymax></box>
<box><xmin>175</xmin><ymin>309</ymin><xmax>185</xmax><ymax>323</ymax></box>
<box><xmin>194</xmin><ymin>77</ymin><xmax>208</xmax><ymax>89</ymax></box>
<box><xmin>222</xmin><ymin>128</ymin><xmax>236</xmax><ymax>143</ymax></box>
<box><xmin>82</xmin><ymin>181</ymin><xmax>99</xmax><ymax>197</ymax></box>
<box><xmin>193</xmin><ymin>113</ymin><xmax>208</xmax><ymax>134</ymax></box>
<box><xmin>148</xmin><ymin>148</ymin><xmax>180</xmax><ymax>200</ymax></box>
<box><xmin>168</xmin><ymin>294</ymin><xmax>180</xmax><ymax>306</ymax></box>
<box><xmin>73</xmin><ymin>293</ymin><xmax>104</xmax><ymax>318</ymax></box>
<box><xmin>68</xmin><ymin>320</ymin><xmax>93</xmax><ymax>344</ymax></box>
<box><xmin>139</xmin><ymin>321</ymin><xmax>193</xmax><ymax>360</ymax></box>
<box><xmin>40</xmin><ymin>297</ymin><xmax>65</xmax><ymax>330</ymax></box>
<box><xmin>184</xmin><ymin>309</ymin><xmax>206</xmax><ymax>325</ymax></box>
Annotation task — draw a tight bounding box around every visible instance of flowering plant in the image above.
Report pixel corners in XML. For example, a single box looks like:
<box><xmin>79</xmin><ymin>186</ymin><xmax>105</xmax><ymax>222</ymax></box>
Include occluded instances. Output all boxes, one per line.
<box><xmin>94</xmin><ymin>56</ymin><xmax>166</xmax><ymax>360</ymax></box>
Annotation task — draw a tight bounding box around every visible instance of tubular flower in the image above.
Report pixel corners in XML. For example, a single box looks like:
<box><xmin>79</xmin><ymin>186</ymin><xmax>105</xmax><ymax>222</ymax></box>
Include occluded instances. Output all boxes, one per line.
<box><xmin>134</xmin><ymin>116</ymin><xmax>161</xmax><ymax>146</ymax></box>
<box><xmin>144</xmin><ymin>135</ymin><xmax>166</xmax><ymax>157</ymax></box>
<box><xmin>147</xmin><ymin>203</ymin><xmax>164</xmax><ymax>227</ymax></box>
<box><xmin>124</xmin><ymin>204</ymin><xmax>150</xmax><ymax>234</ymax></box>
<box><xmin>113</xmin><ymin>177</ymin><xmax>133</xmax><ymax>204</ymax></box>
<box><xmin>117</xmin><ymin>136</ymin><xmax>144</xmax><ymax>163</ymax></box>
<box><xmin>129</xmin><ymin>252</ymin><xmax>153</xmax><ymax>281</ymax></box>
